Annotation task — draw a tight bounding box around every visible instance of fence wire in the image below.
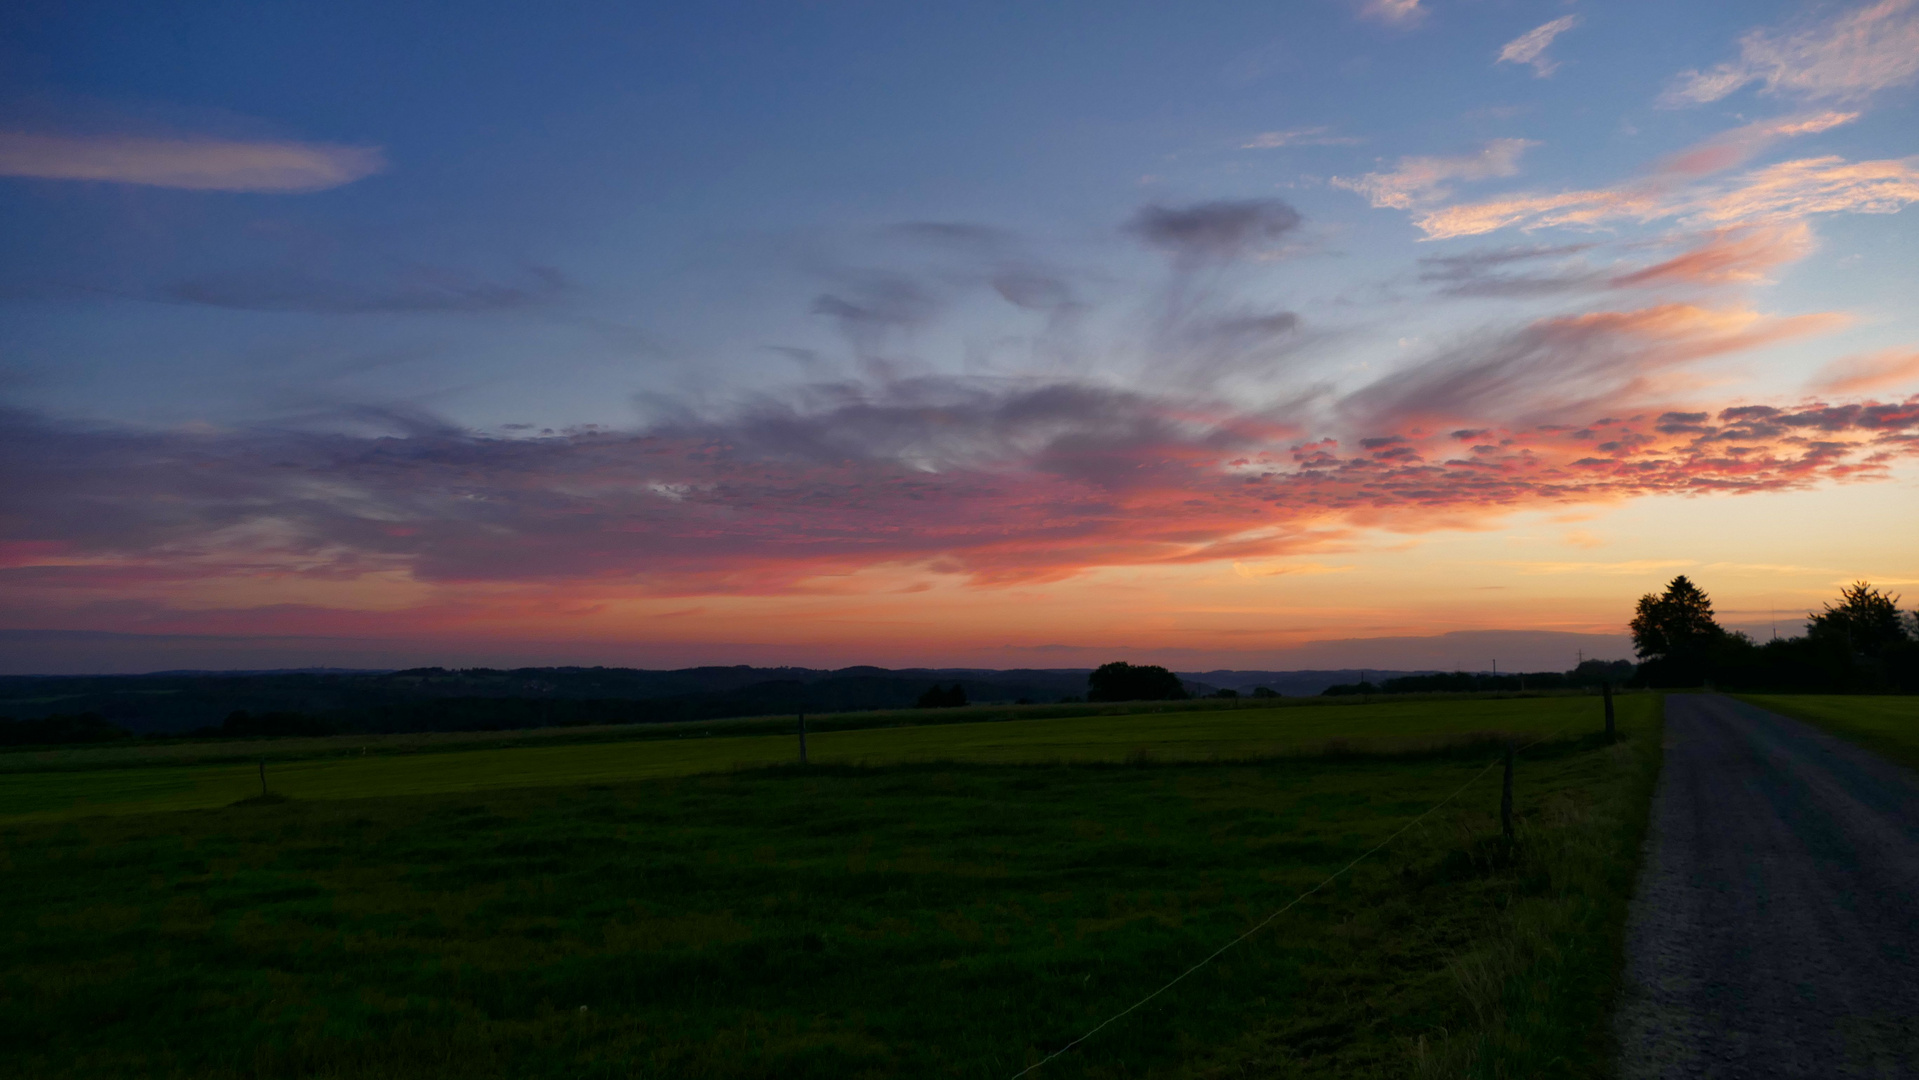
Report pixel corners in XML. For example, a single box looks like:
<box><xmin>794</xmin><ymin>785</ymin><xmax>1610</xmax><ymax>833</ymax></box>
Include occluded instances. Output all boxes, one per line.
<box><xmin>1009</xmin><ymin>724</ymin><xmax>1580</xmax><ymax>1078</ymax></box>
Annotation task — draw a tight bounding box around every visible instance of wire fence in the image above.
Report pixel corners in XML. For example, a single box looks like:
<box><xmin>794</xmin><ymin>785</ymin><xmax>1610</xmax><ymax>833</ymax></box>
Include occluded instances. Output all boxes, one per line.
<box><xmin>1008</xmin><ymin>722</ymin><xmax>1584</xmax><ymax>1078</ymax></box>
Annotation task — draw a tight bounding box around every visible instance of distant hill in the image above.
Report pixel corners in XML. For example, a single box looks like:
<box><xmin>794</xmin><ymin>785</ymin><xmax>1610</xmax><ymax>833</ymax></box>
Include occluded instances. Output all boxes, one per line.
<box><xmin>0</xmin><ymin>662</ymin><xmax>1599</xmax><ymax>741</ymax></box>
<box><xmin>0</xmin><ymin>666</ymin><xmax>1099</xmax><ymax>736</ymax></box>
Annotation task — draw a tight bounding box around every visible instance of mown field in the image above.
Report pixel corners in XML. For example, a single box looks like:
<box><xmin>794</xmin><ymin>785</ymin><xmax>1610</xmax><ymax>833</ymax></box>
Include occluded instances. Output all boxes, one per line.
<box><xmin>1</xmin><ymin>693</ymin><xmax>1660</xmax><ymax>1078</ymax></box>
<box><xmin>1737</xmin><ymin>694</ymin><xmax>1919</xmax><ymax>771</ymax></box>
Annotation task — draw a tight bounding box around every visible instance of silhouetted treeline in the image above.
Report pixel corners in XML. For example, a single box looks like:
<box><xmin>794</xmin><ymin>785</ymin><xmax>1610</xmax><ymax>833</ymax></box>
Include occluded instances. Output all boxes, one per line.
<box><xmin>1321</xmin><ymin>659</ymin><xmax>1637</xmax><ymax>697</ymax></box>
<box><xmin>915</xmin><ymin>684</ymin><xmax>969</xmax><ymax>709</ymax></box>
<box><xmin>0</xmin><ymin>667</ymin><xmax>1111</xmax><ymax>740</ymax></box>
<box><xmin>1631</xmin><ymin>577</ymin><xmax>1919</xmax><ymax>692</ymax></box>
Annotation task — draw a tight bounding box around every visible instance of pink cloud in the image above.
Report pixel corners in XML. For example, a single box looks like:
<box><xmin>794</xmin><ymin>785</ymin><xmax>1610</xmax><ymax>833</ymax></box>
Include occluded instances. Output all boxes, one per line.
<box><xmin>1333</xmin><ymin>139</ymin><xmax>1536</xmax><ymax>210</ymax></box>
<box><xmin>1357</xmin><ymin>0</ymin><xmax>1424</xmax><ymax>27</ymax></box>
<box><xmin>1655</xmin><ymin>111</ymin><xmax>1858</xmax><ymax>178</ymax></box>
<box><xmin>0</xmin><ymin>131</ymin><xmax>385</xmax><ymax>192</ymax></box>
<box><xmin>4</xmin><ymin>369</ymin><xmax>1909</xmax><ymax>616</ymax></box>
<box><xmin>1610</xmin><ymin>223</ymin><xmax>1814</xmax><ymax>287</ymax></box>
<box><xmin>1810</xmin><ymin>349</ymin><xmax>1919</xmax><ymax>394</ymax></box>
<box><xmin>1411</xmin><ymin>155</ymin><xmax>1919</xmax><ymax>239</ymax></box>
<box><xmin>1497</xmin><ymin>15</ymin><xmax>1582</xmax><ymax>78</ymax></box>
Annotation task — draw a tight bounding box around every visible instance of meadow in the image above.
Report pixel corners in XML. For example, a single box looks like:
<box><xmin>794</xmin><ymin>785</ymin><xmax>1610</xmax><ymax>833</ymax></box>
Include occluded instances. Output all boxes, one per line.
<box><xmin>1</xmin><ymin>693</ymin><xmax>1660</xmax><ymax>1078</ymax></box>
<box><xmin>1737</xmin><ymin>694</ymin><xmax>1919</xmax><ymax>771</ymax></box>
<box><xmin>5</xmin><ymin>694</ymin><xmax>1616</xmax><ymax>824</ymax></box>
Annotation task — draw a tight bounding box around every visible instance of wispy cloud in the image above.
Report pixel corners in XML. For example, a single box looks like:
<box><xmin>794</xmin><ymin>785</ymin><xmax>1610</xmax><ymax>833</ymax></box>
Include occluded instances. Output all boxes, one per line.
<box><xmin>1810</xmin><ymin>349</ymin><xmax>1919</xmax><ymax>394</ymax></box>
<box><xmin>1343</xmin><ymin>302</ymin><xmax>1845</xmax><ymax>429</ymax></box>
<box><xmin>157</xmin><ymin>265</ymin><xmax>570</xmax><ymax>314</ymax></box>
<box><xmin>1684</xmin><ymin>155</ymin><xmax>1919</xmax><ymax>226</ymax></box>
<box><xmin>1358</xmin><ymin>0</ymin><xmax>1425</xmax><ymax>27</ymax></box>
<box><xmin>1609</xmin><ymin>223</ymin><xmax>1814</xmax><ymax>287</ymax></box>
<box><xmin>0</xmin><ymin>131</ymin><xmax>385</xmax><ymax>192</ymax></box>
<box><xmin>1241</xmin><ymin>126</ymin><xmax>1364</xmax><ymax>149</ymax></box>
<box><xmin>1124</xmin><ymin>199</ymin><xmax>1303</xmax><ymax>263</ymax></box>
<box><xmin>1409</xmin><ymin>154</ymin><xmax>1919</xmax><ymax>239</ymax></box>
<box><xmin>1333</xmin><ymin>139</ymin><xmax>1536</xmax><ymax>210</ymax></box>
<box><xmin>1497</xmin><ymin>15</ymin><xmax>1583</xmax><ymax>77</ymax></box>
<box><xmin>1655</xmin><ymin>111</ymin><xmax>1858</xmax><ymax>178</ymax></box>
<box><xmin>7</xmin><ymin>357</ymin><xmax>1911</xmax><ymax>604</ymax></box>
<box><xmin>1508</xmin><ymin>559</ymin><xmax>1696</xmax><ymax>576</ymax></box>
<box><xmin>1663</xmin><ymin>0</ymin><xmax>1919</xmax><ymax>106</ymax></box>
<box><xmin>1418</xmin><ymin>243</ymin><xmax>1605</xmax><ymax>298</ymax></box>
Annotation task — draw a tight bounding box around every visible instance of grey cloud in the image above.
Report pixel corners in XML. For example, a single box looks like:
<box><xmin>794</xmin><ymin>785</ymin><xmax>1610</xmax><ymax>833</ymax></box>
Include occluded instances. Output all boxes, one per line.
<box><xmin>1126</xmin><ymin>199</ymin><xmax>1303</xmax><ymax>263</ymax></box>
<box><xmin>1417</xmin><ymin>243</ymin><xmax>1604</xmax><ymax>298</ymax></box>
<box><xmin>886</xmin><ymin>222</ymin><xmax>1011</xmax><ymax>248</ymax></box>
<box><xmin>160</xmin><ymin>265</ymin><xmax>571</xmax><ymax>314</ymax></box>
<box><xmin>991</xmin><ymin>270</ymin><xmax>1076</xmax><ymax>311</ymax></box>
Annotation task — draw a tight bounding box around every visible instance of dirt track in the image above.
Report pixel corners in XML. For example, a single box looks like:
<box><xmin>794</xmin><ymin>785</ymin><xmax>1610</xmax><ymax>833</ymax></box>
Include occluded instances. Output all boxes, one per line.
<box><xmin>1616</xmin><ymin>694</ymin><xmax>1919</xmax><ymax>1077</ymax></box>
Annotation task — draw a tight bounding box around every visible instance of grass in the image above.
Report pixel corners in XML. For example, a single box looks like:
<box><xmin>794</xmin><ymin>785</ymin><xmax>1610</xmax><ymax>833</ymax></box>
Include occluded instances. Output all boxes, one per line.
<box><xmin>0</xmin><ymin>693</ymin><xmax>1661</xmax><ymax>1078</ymax></box>
<box><xmin>0</xmin><ymin>694</ymin><xmax>1642</xmax><ymax>824</ymax></box>
<box><xmin>1735</xmin><ymin>694</ymin><xmax>1919</xmax><ymax>771</ymax></box>
<box><xmin>0</xmin><ymin>690</ymin><xmax>1599</xmax><ymax>772</ymax></box>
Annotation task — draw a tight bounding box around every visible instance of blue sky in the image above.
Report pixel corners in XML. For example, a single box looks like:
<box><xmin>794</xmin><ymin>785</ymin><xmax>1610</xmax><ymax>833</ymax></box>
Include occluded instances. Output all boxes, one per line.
<box><xmin>3</xmin><ymin>0</ymin><xmax>1916</xmax><ymax>671</ymax></box>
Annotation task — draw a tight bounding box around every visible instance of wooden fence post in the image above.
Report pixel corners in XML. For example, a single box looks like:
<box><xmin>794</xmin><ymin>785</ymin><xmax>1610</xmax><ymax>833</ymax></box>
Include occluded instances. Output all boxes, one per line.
<box><xmin>1500</xmin><ymin>742</ymin><xmax>1514</xmax><ymax>844</ymax></box>
<box><xmin>1603</xmin><ymin>682</ymin><xmax>1616</xmax><ymax>742</ymax></box>
<box><xmin>798</xmin><ymin>713</ymin><xmax>808</xmax><ymax>765</ymax></box>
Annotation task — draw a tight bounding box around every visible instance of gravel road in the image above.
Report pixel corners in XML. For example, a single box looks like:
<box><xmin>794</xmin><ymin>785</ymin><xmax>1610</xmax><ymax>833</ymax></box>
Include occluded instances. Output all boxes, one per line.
<box><xmin>1616</xmin><ymin>694</ymin><xmax>1919</xmax><ymax>1077</ymax></box>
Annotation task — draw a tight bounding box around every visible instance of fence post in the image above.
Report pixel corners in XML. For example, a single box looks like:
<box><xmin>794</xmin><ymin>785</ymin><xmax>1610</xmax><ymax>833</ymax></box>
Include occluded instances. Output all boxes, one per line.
<box><xmin>1603</xmin><ymin>682</ymin><xmax>1616</xmax><ymax>742</ymax></box>
<box><xmin>259</xmin><ymin>758</ymin><xmax>267</xmax><ymax>798</ymax></box>
<box><xmin>798</xmin><ymin>713</ymin><xmax>808</xmax><ymax>765</ymax></box>
<box><xmin>1500</xmin><ymin>742</ymin><xmax>1515</xmax><ymax>844</ymax></box>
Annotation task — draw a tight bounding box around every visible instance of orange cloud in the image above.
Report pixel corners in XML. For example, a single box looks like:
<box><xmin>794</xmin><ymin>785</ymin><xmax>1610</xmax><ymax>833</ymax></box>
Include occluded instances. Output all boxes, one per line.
<box><xmin>4</xmin><ymin>380</ymin><xmax>1912</xmax><ymax>624</ymax></box>
<box><xmin>1610</xmin><ymin>223</ymin><xmax>1814</xmax><ymax>287</ymax></box>
<box><xmin>1655</xmin><ymin>111</ymin><xmax>1857</xmax><ymax>177</ymax></box>
<box><xmin>1810</xmin><ymin>349</ymin><xmax>1919</xmax><ymax>394</ymax></box>
<box><xmin>1334</xmin><ymin>139</ymin><xmax>1535</xmax><ymax>210</ymax></box>
<box><xmin>1411</xmin><ymin>155</ymin><xmax>1919</xmax><ymax>239</ymax></box>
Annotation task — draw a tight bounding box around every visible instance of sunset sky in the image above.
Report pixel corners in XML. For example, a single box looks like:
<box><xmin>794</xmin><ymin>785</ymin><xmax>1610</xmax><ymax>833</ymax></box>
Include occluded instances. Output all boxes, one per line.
<box><xmin>3</xmin><ymin>0</ymin><xmax>1917</xmax><ymax>674</ymax></box>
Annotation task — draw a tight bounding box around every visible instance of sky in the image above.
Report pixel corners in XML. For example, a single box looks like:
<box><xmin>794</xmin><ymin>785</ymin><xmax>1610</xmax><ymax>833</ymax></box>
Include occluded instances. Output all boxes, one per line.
<box><xmin>2</xmin><ymin>0</ymin><xmax>1917</xmax><ymax>674</ymax></box>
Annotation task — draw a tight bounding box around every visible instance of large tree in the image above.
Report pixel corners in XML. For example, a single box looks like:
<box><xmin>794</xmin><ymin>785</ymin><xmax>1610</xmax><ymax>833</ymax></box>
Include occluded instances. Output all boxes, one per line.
<box><xmin>1807</xmin><ymin>581</ymin><xmax>1908</xmax><ymax>653</ymax></box>
<box><xmin>1630</xmin><ymin>575</ymin><xmax>1724</xmax><ymax>660</ymax></box>
<box><xmin>1087</xmin><ymin>662</ymin><xmax>1187</xmax><ymax>702</ymax></box>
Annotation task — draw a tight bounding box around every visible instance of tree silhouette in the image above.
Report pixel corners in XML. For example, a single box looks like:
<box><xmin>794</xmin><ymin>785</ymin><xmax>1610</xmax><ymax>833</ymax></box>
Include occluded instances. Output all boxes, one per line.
<box><xmin>1630</xmin><ymin>575</ymin><xmax>1724</xmax><ymax>660</ymax></box>
<box><xmin>915</xmin><ymin>683</ymin><xmax>968</xmax><ymax>709</ymax></box>
<box><xmin>1087</xmin><ymin>662</ymin><xmax>1187</xmax><ymax>702</ymax></box>
<box><xmin>1807</xmin><ymin>581</ymin><xmax>1908</xmax><ymax>653</ymax></box>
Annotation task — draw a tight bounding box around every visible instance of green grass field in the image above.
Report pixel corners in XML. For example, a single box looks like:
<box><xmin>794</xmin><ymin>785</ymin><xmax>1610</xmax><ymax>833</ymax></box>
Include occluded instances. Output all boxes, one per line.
<box><xmin>0</xmin><ymin>693</ymin><xmax>1660</xmax><ymax>1078</ymax></box>
<box><xmin>1737</xmin><ymin>694</ymin><xmax>1919</xmax><ymax>771</ymax></box>
<box><xmin>1</xmin><ymin>694</ymin><xmax>1638</xmax><ymax>824</ymax></box>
